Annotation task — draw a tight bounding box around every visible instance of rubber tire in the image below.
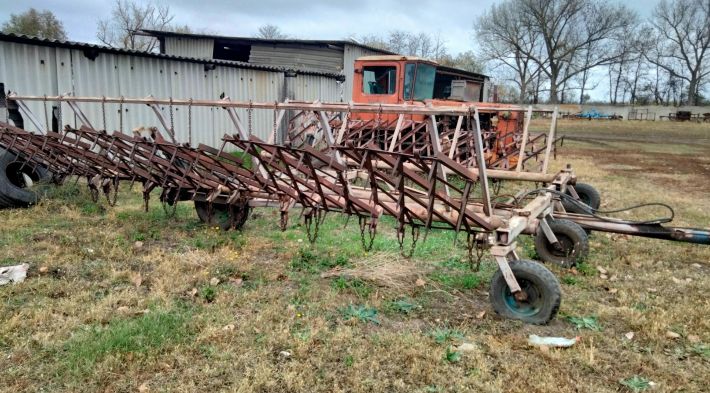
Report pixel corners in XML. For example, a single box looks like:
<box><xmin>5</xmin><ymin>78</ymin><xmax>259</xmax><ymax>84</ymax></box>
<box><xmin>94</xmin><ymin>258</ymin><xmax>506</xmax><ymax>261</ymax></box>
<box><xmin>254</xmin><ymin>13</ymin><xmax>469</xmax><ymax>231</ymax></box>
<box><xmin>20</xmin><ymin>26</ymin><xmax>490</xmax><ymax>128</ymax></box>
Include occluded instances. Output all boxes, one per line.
<box><xmin>489</xmin><ymin>260</ymin><xmax>561</xmax><ymax>325</ymax></box>
<box><xmin>562</xmin><ymin>183</ymin><xmax>601</xmax><ymax>214</ymax></box>
<box><xmin>534</xmin><ymin>219</ymin><xmax>589</xmax><ymax>268</ymax></box>
<box><xmin>0</xmin><ymin>149</ymin><xmax>50</xmax><ymax>208</ymax></box>
<box><xmin>194</xmin><ymin>201</ymin><xmax>250</xmax><ymax>231</ymax></box>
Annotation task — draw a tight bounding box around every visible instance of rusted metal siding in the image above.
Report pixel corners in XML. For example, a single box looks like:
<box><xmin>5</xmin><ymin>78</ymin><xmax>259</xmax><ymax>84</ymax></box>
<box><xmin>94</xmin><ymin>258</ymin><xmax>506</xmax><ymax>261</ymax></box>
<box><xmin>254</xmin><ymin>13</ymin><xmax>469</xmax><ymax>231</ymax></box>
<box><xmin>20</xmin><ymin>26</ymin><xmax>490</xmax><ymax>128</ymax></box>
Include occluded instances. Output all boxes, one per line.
<box><xmin>343</xmin><ymin>44</ymin><xmax>384</xmax><ymax>102</ymax></box>
<box><xmin>164</xmin><ymin>37</ymin><xmax>214</xmax><ymax>59</ymax></box>
<box><xmin>0</xmin><ymin>40</ymin><xmax>341</xmax><ymax>147</ymax></box>
<box><xmin>249</xmin><ymin>43</ymin><xmax>344</xmax><ymax>74</ymax></box>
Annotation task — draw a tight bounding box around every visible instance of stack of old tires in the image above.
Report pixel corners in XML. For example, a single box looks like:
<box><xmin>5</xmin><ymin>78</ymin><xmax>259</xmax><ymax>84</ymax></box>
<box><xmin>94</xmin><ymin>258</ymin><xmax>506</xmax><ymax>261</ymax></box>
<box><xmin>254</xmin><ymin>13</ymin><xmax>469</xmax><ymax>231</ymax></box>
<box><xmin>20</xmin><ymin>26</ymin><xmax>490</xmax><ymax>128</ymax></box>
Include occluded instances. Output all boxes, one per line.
<box><xmin>0</xmin><ymin>148</ymin><xmax>49</xmax><ymax>208</ymax></box>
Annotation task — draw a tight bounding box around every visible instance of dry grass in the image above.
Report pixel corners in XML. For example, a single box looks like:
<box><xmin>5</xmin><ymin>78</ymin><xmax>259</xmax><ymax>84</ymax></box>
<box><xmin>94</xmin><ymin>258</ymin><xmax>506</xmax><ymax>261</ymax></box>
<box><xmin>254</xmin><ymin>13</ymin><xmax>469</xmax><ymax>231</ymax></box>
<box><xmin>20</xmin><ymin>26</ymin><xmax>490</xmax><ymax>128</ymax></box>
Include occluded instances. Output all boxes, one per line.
<box><xmin>1</xmin><ymin>119</ymin><xmax>709</xmax><ymax>392</ymax></box>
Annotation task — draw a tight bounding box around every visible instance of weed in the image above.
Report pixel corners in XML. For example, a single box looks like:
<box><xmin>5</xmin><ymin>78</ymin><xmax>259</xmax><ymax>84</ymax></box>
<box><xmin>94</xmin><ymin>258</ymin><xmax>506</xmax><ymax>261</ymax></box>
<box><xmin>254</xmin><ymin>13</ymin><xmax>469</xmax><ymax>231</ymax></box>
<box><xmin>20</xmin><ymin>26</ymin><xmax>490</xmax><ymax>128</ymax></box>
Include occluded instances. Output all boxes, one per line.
<box><xmin>331</xmin><ymin>277</ymin><xmax>373</xmax><ymax>298</ymax></box>
<box><xmin>429</xmin><ymin>327</ymin><xmax>465</xmax><ymax>344</ymax></box>
<box><xmin>619</xmin><ymin>376</ymin><xmax>651</xmax><ymax>392</ymax></box>
<box><xmin>576</xmin><ymin>261</ymin><xmax>595</xmax><ymax>276</ymax></box>
<box><xmin>389</xmin><ymin>298</ymin><xmax>420</xmax><ymax>314</ymax></box>
<box><xmin>562</xmin><ymin>275</ymin><xmax>580</xmax><ymax>285</ymax></box>
<box><xmin>200</xmin><ymin>285</ymin><xmax>217</xmax><ymax>303</ymax></box>
<box><xmin>567</xmin><ymin>315</ymin><xmax>602</xmax><ymax>331</ymax></box>
<box><xmin>444</xmin><ymin>346</ymin><xmax>461</xmax><ymax>363</ymax></box>
<box><xmin>344</xmin><ymin>355</ymin><xmax>354</xmax><ymax>367</ymax></box>
<box><xmin>339</xmin><ymin>304</ymin><xmax>380</xmax><ymax>324</ymax></box>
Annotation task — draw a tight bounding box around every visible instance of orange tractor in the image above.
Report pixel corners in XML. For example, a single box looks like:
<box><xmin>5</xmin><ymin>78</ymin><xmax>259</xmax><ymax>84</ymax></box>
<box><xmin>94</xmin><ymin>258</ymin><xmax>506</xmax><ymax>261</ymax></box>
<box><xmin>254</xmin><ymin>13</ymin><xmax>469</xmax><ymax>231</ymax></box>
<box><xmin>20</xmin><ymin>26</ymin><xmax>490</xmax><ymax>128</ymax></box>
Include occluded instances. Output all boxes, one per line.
<box><xmin>286</xmin><ymin>55</ymin><xmax>541</xmax><ymax>170</ymax></box>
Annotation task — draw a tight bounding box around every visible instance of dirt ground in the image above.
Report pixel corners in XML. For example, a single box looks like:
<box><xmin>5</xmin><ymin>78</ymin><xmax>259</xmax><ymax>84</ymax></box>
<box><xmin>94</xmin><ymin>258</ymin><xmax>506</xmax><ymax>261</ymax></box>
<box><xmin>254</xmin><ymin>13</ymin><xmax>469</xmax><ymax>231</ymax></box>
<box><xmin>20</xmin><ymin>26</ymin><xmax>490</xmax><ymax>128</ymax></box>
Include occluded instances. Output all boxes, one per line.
<box><xmin>1</xmin><ymin>119</ymin><xmax>709</xmax><ymax>392</ymax></box>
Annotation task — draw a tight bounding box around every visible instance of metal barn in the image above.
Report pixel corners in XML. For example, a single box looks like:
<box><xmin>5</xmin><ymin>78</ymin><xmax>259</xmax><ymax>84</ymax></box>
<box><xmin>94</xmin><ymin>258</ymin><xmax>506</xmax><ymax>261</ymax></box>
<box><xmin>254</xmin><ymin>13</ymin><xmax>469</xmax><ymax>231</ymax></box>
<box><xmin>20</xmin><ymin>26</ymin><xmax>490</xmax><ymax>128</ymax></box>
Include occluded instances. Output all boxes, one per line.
<box><xmin>0</xmin><ymin>33</ymin><xmax>342</xmax><ymax>147</ymax></box>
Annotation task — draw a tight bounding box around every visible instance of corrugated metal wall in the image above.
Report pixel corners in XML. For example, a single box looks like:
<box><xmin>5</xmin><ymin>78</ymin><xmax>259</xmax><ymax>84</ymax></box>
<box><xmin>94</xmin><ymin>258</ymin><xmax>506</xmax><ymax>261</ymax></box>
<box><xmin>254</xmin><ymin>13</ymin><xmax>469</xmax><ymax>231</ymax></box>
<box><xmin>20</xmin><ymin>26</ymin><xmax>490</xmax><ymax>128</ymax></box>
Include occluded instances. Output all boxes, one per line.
<box><xmin>0</xmin><ymin>40</ymin><xmax>340</xmax><ymax>148</ymax></box>
<box><xmin>342</xmin><ymin>43</ymin><xmax>383</xmax><ymax>102</ymax></box>
<box><xmin>164</xmin><ymin>37</ymin><xmax>214</xmax><ymax>59</ymax></box>
<box><xmin>249</xmin><ymin>44</ymin><xmax>344</xmax><ymax>74</ymax></box>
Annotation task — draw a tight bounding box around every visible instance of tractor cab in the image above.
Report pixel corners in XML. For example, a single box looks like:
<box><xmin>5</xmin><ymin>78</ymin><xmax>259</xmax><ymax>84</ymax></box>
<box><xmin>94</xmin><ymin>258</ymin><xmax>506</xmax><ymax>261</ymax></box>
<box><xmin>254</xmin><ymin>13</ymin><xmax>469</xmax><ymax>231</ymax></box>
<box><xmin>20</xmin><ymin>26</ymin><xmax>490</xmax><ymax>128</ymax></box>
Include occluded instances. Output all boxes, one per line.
<box><xmin>352</xmin><ymin>55</ymin><xmax>487</xmax><ymax>106</ymax></box>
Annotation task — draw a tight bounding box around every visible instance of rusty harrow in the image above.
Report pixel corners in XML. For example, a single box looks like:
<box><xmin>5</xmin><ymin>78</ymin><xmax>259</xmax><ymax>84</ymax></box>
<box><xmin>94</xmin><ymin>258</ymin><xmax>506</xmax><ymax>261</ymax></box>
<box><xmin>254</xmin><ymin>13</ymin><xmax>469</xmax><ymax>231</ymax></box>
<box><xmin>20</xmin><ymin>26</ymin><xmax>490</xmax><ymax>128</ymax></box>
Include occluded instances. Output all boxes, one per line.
<box><xmin>1</xmin><ymin>93</ymin><xmax>708</xmax><ymax>324</ymax></box>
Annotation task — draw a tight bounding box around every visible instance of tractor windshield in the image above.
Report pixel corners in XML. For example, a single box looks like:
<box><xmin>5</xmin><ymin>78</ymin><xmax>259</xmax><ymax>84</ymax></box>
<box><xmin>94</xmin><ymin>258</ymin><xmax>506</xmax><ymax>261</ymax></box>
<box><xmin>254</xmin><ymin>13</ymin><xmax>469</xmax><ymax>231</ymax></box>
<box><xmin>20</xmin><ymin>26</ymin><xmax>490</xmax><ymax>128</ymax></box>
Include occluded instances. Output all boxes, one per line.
<box><xmin>403</xmin><ymin>63</ymin><xmax>436</xmax><ymax>101</ymax></box>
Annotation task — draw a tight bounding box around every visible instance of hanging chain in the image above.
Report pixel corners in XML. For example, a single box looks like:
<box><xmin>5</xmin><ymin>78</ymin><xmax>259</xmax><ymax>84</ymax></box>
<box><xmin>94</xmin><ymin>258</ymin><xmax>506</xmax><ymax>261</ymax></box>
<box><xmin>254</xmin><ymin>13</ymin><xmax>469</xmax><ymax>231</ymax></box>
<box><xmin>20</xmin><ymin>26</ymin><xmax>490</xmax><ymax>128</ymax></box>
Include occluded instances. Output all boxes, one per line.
<box><xmin>101</xmin><ymin>96</ymin><xmax>107</xmax><ymax>131</ymax></box>
<box><xmin>358</xmin><ymin>215</ymin><xmax>377</xmax><ymax>251</ymax></box>
<box><xmin>272</xmin><ymin>104</ymin><xmax>278</xmax><ymax>141</ymax></box>
<box><xmin>169</xmin><ymin>97</ymin><xmax>175</xmax><ymax>140</ymax></box>
<box><xmin>188</xmin><ymin>98</ymin><xmax>193</xmax><ymax>146</ymax></box>
<box><xmin>119</xmin><ymin>96</ymin><xmax>124</xmax><ymax>133</ymax></box>
<box><xmin>397</xmin><ymin>224</ymin><xmax>420</xmax><ymax>258</ymax></box>
<box><xmin>466</xmin><ymin>232</ymin><xmax>487</xmax><ymax>272</ymax></box>
<box><xmin>104</xmin><ymin>176</ymin><xmax>119</xmax><ymax>207</ymax></box>
<box><xmin>43</xmin><ymin>96</ymin><xmax>49</xmax><ymax>131</ymax></box>
<box><xmin>304</xmin><ymin>208</ymin><xmax>324</xmax><ymax>244</ymax></box>
<box><xmin>162</xmin><ymin>188</ymin><xmax>179</xmax><ymax>218</ymax></box>
<box><xmin>248</xmin><ymin>101</ymin><xmax>253</xmax><ymax>134</ymax></box>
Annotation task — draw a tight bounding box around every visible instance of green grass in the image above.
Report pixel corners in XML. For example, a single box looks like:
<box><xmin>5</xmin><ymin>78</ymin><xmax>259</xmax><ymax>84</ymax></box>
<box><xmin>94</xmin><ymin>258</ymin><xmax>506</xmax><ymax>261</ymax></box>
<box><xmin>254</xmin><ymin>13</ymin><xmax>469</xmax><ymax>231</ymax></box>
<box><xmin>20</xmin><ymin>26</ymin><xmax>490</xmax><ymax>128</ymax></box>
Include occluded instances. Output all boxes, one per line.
<box><xmin>61</xmin><ymin>306</ymin><xmax>193</xmax><ymax>375</ymax></box>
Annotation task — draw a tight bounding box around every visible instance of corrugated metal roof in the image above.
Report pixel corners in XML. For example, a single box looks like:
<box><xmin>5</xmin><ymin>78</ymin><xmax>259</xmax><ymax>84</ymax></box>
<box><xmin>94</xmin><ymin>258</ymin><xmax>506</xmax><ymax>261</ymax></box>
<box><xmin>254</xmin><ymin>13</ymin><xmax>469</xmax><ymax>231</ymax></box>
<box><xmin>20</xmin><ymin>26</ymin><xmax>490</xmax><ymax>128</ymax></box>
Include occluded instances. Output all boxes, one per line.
<box><xmin>140</xmin><ymin>29</ymin><xmax>396</xmax><ymax>56</ymax></box>
<box><xmin>0</xmin><ymin>33</ymin><xmax>343</xmax><ymax>79</ymax></box>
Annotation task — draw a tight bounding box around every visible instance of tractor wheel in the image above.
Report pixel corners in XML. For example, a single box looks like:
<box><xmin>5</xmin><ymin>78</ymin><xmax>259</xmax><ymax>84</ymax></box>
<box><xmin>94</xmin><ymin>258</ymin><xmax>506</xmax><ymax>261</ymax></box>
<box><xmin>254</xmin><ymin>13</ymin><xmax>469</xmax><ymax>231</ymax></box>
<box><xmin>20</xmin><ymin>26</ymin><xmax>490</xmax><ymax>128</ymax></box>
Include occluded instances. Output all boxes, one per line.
<box><xmin>0</xmin><ymin>149</ymin><xmax>50</xmax><ymax>208</ymax></box>
<box><xmin>489</xmin><ymin>260</ymin><xmax>561</xmax><ymax>325</ymax></box>
<box><xmin>534</xmin><ymin>219</ymin><xmax>589</xmax><ymax>268</ymax></box>
<box><xmin>562</xmin><ymin>183</ymin><xmax>600</xmax><ymax>214</ymax></box>
<box><xmin>194</xmin><ymin>201</ymin><xmax>250</xmax><ymax>231</ymax></box>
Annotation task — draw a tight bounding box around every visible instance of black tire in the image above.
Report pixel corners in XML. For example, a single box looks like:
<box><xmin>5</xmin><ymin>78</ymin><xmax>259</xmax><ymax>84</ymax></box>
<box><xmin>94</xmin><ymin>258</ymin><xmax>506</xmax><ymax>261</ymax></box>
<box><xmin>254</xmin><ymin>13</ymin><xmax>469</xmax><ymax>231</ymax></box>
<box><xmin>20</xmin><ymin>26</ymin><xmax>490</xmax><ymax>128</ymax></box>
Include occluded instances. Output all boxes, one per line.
<box><xmin>534</xmin><ymin>219</ymin><xmax>589</xmax><ymax>268</ymax></box>
<box><xmin>489</xmin><ymin>260</ymin><xmax>561</xmax><ymax>324</ymax></box>
<box><xmin>0</xmin><ymin>149</ymin><xmax>50</xmax><ymax>208</ymax></box>
<box><xmin>194</xmin><ymin>201</ymin><xmax>250</xmax><ymax>231</ymax></box>
<box><xmin>562</xmin><ymin>183</ymin><xmax>601</xmax><ymax>214</ymax></box>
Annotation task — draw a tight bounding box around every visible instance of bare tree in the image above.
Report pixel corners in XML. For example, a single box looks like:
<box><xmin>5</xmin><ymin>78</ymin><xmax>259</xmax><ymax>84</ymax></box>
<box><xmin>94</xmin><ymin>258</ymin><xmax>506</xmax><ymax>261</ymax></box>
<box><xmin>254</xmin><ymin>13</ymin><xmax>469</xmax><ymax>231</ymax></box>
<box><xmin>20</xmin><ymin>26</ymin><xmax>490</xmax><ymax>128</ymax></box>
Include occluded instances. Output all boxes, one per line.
<box><xmin>483</xmin><ymin>0</ymin><xmax>636</xmax><ymax>103</ymax></box>
<box><xmin>2</xmin><ymin>8</ymin><xmax>67</xmax><ymax>40</ymax></box>
<box><xmin>475</xmin><ymin>1</ymin><xmax>544</xmax><ymax>102</ymax></box>
<box><xmin>357</xmin><ymin>30</ymin><xmax>451</xmax><ymax>62</ymax></box>
<box><xmin>646</xmin><ymin>0</ymin><xmax>710</xmax><ymax>105</ymax></box>
<box><xmin>257</xmin><ymin>24</ymin><xmax>288</xmax><ymax>39</ymax></box>
<box><xmin>439</xmin><ymin>51</ymin><xmax>484</xmax><ymax>74</ymax></box>
<box><xmin>97</xmin><ymin>0</ymin><xmax>176</xmax><ymax>51</ymax></box>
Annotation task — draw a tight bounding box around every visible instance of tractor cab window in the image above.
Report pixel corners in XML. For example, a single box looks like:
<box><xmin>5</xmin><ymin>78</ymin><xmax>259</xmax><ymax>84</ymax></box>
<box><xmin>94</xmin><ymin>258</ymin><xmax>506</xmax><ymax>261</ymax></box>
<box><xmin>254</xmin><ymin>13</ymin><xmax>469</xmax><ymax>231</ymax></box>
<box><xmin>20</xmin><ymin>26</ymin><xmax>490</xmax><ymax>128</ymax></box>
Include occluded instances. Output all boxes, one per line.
<box><xmin>362</xmin><ymin>66</ymin><xmax>397</xmax><ymax>95</ymax></box>
<box><xmin>403</xmin><ymin>62</ymin><xmax>436</xmax><ymax>101</ymax></box>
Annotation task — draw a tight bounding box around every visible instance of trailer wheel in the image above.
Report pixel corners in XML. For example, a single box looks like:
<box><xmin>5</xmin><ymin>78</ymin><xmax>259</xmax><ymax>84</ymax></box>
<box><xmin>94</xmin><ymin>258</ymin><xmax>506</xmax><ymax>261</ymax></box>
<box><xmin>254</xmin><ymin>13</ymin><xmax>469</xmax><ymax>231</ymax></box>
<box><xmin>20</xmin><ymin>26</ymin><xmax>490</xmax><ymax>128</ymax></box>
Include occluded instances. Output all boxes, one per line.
<box><xmin>194</xmin><ymin>201</ymin><xmax>250</xmax><ymax>231</ymax></box>
<box><xmin>534</xmin><ymin>219</ymin><xmax>589</xmax><ymax>268</ymax></box>
<box><xmin>563</xmin><ymin>183</ymin><xmax>600</xmax><ymax>214</ymax></box>
<box><xmin>489</xmin><ymin>260</ymin><xmax>561</xmax><ymax>324</ymax></box>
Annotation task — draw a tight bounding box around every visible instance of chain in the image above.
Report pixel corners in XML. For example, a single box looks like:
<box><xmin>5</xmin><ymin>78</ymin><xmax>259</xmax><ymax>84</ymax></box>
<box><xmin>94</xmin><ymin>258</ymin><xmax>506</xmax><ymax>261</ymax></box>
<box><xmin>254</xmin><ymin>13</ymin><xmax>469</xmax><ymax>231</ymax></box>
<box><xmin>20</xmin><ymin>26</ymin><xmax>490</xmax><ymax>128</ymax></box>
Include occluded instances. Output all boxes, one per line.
<box><xmin>101</xmin><ymin>96</ymin><xmax>107</xmax><ymax>131</ymax></box>
<box><xmin>104</xmin><ymin>176</ymin><xmax>119</xmax><ymax>207</ymax></box>
<box><xmin>272</xmin><ymin>104</ymin><xmax>278</xmax><ymax>142</ymax></box>
<box><xmin>188</xmin><ymin>98</ymin><xmax>193</xmax><ymax>145</ymax></box>
<box><xmin>280</xmin><ymin>211</ymin><xmax>288</xmax><ymax>231</ymax></box>
<box><xmin>119</xmin><ymin>96</ymin><xmax>124</xmax><ymax>133</ymax></box>
<box><xmin>248</xmin><ymin>101</ymin><xmax>253</xmax><ymax>135</ymax></box>
<box><xmin>57</xmin><ymin>99</ymin><xmax>62</xmax><ymax>131</ymax></box>
<box><xmin>3</xmin><ymin>90</ymin><xmax>8</xmax><ymax>123</ymax></box>
<box><xmin>162</xmin><ymin>188</ymin><xmax>179</xmax><ymax>218</ymax></box>
<box><xmin>358</xmin><ymin>215</ymin><xmax>377</xmax><ymax>251</ymax></box>
<box><xmin>43</xmin><ymin>96</ymin><xmax>49</xmax><ymax>131</ymax></box>
<box><xmin>169</xmin><ymin>97</ymin><xmax>175</xmax><ymax>141</ymax></box>
<box><xmin>466</xmin><ymin>232</ymin><xmax>487</xmax><ymax>272</ymax></box>
<box><xmin>304</xmin><ymin>209</ymin><xmax>324</xmax><ymax>244</ymax></box>
<box><xmin>397</xmin><ymin>224</ymin><xmax>420</xmax><ymax>258</ymax></box>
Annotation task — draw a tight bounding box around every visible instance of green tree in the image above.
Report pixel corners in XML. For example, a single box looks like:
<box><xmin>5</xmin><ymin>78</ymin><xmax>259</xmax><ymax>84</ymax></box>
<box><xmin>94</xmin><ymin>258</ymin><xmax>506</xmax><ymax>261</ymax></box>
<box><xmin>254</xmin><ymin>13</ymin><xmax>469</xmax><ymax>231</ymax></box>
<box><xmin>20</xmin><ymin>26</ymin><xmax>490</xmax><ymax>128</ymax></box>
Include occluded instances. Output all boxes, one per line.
<box><xmin>2</xmin><ymin>8</ymin><xmax>67</xmax><ymax>40</ymax></box>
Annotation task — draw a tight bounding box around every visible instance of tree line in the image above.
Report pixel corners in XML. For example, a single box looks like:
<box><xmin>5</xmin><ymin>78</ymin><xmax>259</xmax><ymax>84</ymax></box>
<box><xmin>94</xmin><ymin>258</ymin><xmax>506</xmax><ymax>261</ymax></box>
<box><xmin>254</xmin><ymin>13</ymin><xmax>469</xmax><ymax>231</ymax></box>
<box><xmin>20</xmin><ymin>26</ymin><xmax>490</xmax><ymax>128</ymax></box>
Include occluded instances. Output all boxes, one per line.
<box><xmin>475</xmin><ymin>0</ymin><xmax>710</xmax><ymax>105</ymax></box>
<box><xmin>2</xmin><ymin>0</ymin><xmax>708</xmax><ymax>105</ymax></box>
